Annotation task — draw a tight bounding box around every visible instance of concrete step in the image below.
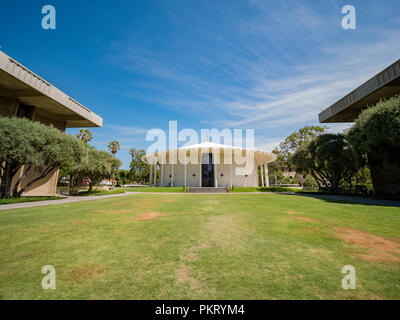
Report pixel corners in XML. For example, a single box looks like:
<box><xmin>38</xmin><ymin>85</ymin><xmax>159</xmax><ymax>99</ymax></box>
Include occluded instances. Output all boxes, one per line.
<box><xmin>188</xmin><ymin>187</ymin><xmax>230</xmax><ymax>193</ymax></box>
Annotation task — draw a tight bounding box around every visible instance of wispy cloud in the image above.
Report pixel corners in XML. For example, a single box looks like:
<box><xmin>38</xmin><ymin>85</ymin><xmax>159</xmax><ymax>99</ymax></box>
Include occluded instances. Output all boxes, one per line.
<box><xmin>102</xmin><ymin>1</ymin><xmax>400</xmax><ymax>155</ymax></box>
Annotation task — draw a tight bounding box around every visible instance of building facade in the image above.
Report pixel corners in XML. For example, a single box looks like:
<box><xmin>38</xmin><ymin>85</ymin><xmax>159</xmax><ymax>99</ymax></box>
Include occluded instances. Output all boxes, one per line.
<box><xmin>142</xmin><ymin>142</ymin><xmax>277</xmax><ymax>188</ymax></box>
<box><xmin>0</xmin><ymin>50</ymin><xmax>102</xmax><ymax>196</ymax></box>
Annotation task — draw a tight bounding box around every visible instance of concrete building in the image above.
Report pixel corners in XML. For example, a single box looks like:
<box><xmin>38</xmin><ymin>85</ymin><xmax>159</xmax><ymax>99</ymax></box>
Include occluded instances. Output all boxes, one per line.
<box><xmin>142</xmin><ymin>142</ymin><xmax>277</xmax><ymax>189</ymax></box>
<box><xmin>0</xmin><ymin>50</ymin><xmax>102</xmax><ymax>196</ymax></box>
<box><xmin>319</xmin><ymin>58</ymin><xmax>400</xmax><ymax>123</ymax></box>
<box><xmin>318</xmin><ymin>58</ymin><xmax>400</xmax><ymax>194</ymax></box>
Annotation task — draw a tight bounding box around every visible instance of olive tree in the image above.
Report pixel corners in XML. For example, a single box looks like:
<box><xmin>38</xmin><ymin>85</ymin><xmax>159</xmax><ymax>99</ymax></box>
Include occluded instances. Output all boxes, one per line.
<box><xmin>0</xmin><ymin>117</ymin><xmax>86</xmax><ymax>198</ymax></box>
<box><xmin>292</xmin><ymin>134</ymin><xmax>359</xmax><ymax>193</ymax></box>
<box><xmin>346</xmin><ymin>95</ymin><xmax>400</xmax><ymax>194</ymax></box>
<box><xmin>71</xmin><ymin>146</ymin><xmax>121</xmax><ymax>193</ymax></box>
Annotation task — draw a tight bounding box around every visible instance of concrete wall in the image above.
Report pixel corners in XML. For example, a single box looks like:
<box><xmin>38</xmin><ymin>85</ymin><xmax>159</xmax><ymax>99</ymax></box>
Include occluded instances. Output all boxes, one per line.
<box><xmin>159</xmin><ymin>162</ymin><xmax>259</xmax><ymax>188</ymax></box>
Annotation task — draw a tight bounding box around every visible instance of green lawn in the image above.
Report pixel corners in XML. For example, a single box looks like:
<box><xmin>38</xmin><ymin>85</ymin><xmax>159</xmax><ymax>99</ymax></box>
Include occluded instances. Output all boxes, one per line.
<box><xmin>0</xmin><ymin>194</ymin><xmax>399</xmax><ymax>299</ymax></box>
<box><xmin>122</xmin><ymin>187</ymin><xmax>186</xmax><ymax>192</ymax></box>
<box><xmin>0</xmin><ymin>196</ymin><xmax>63</xmax><ymax>205</ymax></box>
<box><xmin>232</xmin><ymin>186</ymin><xmax>309</xmax><ymax>193</ymax></box>
<box><xmin>75</xmin><ymin>189</ymin><xmax>126</xmax><ymax>196</ymax></box>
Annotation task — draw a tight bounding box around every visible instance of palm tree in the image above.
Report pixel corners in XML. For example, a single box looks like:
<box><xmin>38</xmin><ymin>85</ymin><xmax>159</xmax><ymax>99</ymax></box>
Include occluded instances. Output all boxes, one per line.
<box><xmin>129</xmin><ymin>148</ymin><xmax>136</xmax><ymax>160</ymax></box>
<box><xmin>107</xmin><ymin>140</ymin><xmax>120</xmax><ymax>186</ymax></box>
<box><xmin>107</xmin><ymin>140</ymin><xmax>120</xmax><ymax>155</ymax></box>
<box><xmin>76</xmin><ymin>129</ymin><xmax>93</xmax><ymax>144</ymax></box>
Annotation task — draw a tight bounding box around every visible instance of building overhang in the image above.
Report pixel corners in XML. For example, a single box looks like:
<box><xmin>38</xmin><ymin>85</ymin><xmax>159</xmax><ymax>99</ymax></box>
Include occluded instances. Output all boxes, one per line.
<box><xmin>319</xmin><ymin>58</ymin><xmax>400</xmax><ymax>123</ymax></box>
<box><xmin>0</xmin><ymin>51</ymin><xmax>102</xmax><ymax>128</ymax></box>
<box><xmin>142</xmin><ymin>142</ymin><xmax>277</xmax><ymax>165</ymax></box>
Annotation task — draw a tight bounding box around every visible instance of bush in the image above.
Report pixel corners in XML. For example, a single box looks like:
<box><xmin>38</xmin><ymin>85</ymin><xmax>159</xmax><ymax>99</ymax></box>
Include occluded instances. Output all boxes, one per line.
<box><xmin>346</xmin><ymin>95</ymin><xmax>400</xmax><ymax>194</ymax></box>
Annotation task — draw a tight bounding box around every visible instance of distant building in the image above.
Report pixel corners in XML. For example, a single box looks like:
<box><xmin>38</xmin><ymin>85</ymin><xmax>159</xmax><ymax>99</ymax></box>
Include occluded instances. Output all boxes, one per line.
<box><xmin>0</xmin><ymin>51</ymin><xmax>102</xmax><ymax>196</ymax></box>
<box><xmin>142</xmin><ymin>142</ymin><xmax>277</xmax><ymax>188</ymax></box>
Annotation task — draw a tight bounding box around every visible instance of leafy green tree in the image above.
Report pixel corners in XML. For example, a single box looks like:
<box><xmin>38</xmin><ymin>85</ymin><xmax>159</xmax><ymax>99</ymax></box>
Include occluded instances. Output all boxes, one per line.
<box><xmin>129</xmin><ymin>149</ymin><xmax>150</xmax><ymax>183</ymax></box>
<box><xmin>0</xmin><ymin>117</ymin><xmax>86</xmax><ymax>198</ymax></box>
<box><xmin>292</xmin><ymin>134</ymin><xmax>358</xmax><ymax>193</ymax></box>
<box><xmin>71</xmin><ymin>147</ymin><xmax>121</xmax><ymax>193</ymax></box>
<box><xmin>279</xmin><ymin>125</ymin><xmax>326</xmax><ymax>168</ymax></box>
<box><xmin>346</xmin><ymin>95</ymin><xmax>400</xmax><ymax>194</ymax></box>
<box><xmin>76</xmin><ymin>129</ymin><xmax>93</xmax><ymax>144</ymax></box>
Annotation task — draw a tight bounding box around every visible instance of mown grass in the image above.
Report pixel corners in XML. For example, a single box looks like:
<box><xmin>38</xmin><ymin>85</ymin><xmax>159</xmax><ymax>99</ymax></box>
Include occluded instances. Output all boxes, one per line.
<box><xmin>232</xmin><ymin>186</ymin><xmax>311</xmax><ymax>193</ymax></box>
<box><xmin>0</xmin><ymin>196</ymin><xmax>63</xmax><ymax>205</ymax></box>
<box><xmin>122</xmin><ymin>187</ymin><xmax>186</xmax><ymax>192</ymax></box>
<box><xmin>0</xmin><ymin>193</ymin><xmax>399</xmax><ymax>299</ymax></box>
<box><xmin>75</xmin><ymin>189</ymin><xmax>126</xmax><ymax>196</ymax></box>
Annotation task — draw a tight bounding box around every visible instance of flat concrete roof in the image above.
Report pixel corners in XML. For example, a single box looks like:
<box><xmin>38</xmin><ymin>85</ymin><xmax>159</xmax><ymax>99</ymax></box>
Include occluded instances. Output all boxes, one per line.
<box><xmin>0</xmin><ymin>51</ymin><xmax>102</xmax><ymax>127</ymax></box>
<box><xmin>319</xmin><ymin>58</ymin><xmax>400</xmax><ymax>123</ymax></box>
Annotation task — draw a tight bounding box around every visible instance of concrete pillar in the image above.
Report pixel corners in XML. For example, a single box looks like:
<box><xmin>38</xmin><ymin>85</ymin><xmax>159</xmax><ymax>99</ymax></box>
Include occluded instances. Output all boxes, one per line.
<box><xmin>160</xmin><ymin>164</ymin><xmax>164</xmax><ymax>187</ymax></box>
<box><xmin>199</xmin><ymin>157</ymin><xmax>202</xmax><ymax>187</ymax></box>
<box><xmin>153</xmin><ymin>164</ymin><xmax>157</xmax><ymax>186</ymax></box>
<box><xmin>230</xmin><ymin>160</ymin><xmax>233</xmax><ymax>189</ymax></box>
<box><xmin>149</xmin><ymin>164</ymin><xmax>153</xmax><ymax>187</ymax></box>
<box><xmin>260</xmin><ymin>164</ymin><xmax>264</xmax><ymax>187</ymax></box>
<box><xmin>184</xmin><ymin>162</ymin><xmax>187</xmax><ymax>188</ymax></box>
<box><xmin>171</xmin><ymin>164</ymin><xmax>174</xmax><ymax>187</ymax></box>
<box><xmin>265</xmin><ymin>163</ymin><xmax>269</xmax><ymax>187</ymax></box>
<box><xmin>215</xmin><ymin>162</ymin><xmax>218</xmax><ymax>188</ymax></box>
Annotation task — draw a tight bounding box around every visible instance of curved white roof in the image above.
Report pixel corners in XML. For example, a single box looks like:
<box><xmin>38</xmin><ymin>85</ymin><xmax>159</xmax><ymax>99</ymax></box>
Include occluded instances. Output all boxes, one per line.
<box><xmin>142</xmin><ymin>141</ymin><xmax>277</xmax><ymax>164</ymax></box>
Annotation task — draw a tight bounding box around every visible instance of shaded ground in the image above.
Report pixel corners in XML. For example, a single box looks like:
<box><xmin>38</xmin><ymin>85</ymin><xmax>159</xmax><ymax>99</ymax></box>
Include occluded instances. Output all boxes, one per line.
<box><xmin>0</xmin><ymin>194</ymin><xmax>399</xmax><ymax>299</ymax></box>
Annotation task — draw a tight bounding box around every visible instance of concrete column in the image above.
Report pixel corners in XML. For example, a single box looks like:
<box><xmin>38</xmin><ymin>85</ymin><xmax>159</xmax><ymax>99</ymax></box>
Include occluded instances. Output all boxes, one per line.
<box><xmin>153</xmin><ymin>164</ymin><xmax>157</xmax><ymax>186</ymax></box>
<box><xmin>171</xmin><ymin>164</ymin><xmax>174</xmax><ymax>187</ymax></box>
<box><xmin>184</xmin><ymin>162</ymin><xmax>187</xmax><ymax>188</ymax></box>
<box><xmin>149</xmin><ymin>164</ymin><xmax>153</xmax><ymax>187</ymax></box>
<box><xmin>230</xmin><ymin>162</ymin><xmax>233</xmax><ymax>189</ymax></box>
<box><xmin>215</xmin><ymin>162</ymin><xmax>218</xmax><ymax>188</ymax></box>
<box><xmin>199</xmin><ymin>156</ymin><xmax>202</xmax><ymax>187</ymax></box>
<box><xmin>260</xmin><ymin>164</ymin><xmax>264</xmax><ymax>187</ymax></box>
<box><xmin>265</xmin><ymin>163</ymin><xmax>269</xmax><ymax>187</ymax></box>
<box><xmin>160</xmin><ymin>164</ymin><xmax>164</xmax><ymax>187</ymax></box>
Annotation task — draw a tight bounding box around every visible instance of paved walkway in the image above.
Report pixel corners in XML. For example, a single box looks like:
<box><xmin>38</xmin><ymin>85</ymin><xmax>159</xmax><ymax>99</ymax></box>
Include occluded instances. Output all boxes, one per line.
<box><xmin>1</xmin><ymin>191</ymin><xmax>399</xmax><ymax>211</ymax></box>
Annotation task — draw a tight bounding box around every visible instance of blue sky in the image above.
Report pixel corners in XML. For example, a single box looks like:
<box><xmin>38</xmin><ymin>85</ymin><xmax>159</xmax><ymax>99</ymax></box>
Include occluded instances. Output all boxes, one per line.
<box><xmin>1</xmin><ymin>0</ymin><xmax>400</xmax><ymax>168</ymax></box>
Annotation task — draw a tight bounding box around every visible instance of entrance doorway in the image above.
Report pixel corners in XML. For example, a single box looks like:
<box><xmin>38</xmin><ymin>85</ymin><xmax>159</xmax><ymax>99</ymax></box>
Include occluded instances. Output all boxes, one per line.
<box><xmin>201</xmin><ymin>153</ymin><xmax>215</xmax><ymax>187</ymax></box>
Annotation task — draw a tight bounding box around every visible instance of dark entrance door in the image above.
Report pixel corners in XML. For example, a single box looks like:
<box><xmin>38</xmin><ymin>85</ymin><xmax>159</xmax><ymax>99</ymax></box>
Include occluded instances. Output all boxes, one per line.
<box><xmin>202</xmin><ymin>153</ymin><xmax>215</xmax><ymax>187</ymax></box>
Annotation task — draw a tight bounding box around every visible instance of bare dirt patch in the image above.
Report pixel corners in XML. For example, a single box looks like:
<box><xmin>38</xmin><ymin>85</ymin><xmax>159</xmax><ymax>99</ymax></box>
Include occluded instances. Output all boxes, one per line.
<box><xmin>135</xmin><ymin>212</ymin><xmax>168</xmax><ymax>221</ymax></box>
<box><xmin>114</xmin><ymin>229</ymin><xmax>128</xmax><ymax>235</ymax></box>
<box><xmin>293</xmin><ymin>217</ymin><xmax>317</xmax><ymax>222</ymax></box>
<box><xmin>71</xmin><ymin>220</ymin><xmax>87</xmax><ymax>224</ymax></box>
<box><xmin>287</xmin><ymin>210</ymin><xmax>303</xmax><ymax>215</ymax></box>
<box><xmin>335</xmin><ymin>227</ymin><xmax>400</xmax><ymax>264</ymax></box>
<box><xmin>67</xmin><ymin>264</ymin><xmax>106</xmax><ymax>282</ymax></box>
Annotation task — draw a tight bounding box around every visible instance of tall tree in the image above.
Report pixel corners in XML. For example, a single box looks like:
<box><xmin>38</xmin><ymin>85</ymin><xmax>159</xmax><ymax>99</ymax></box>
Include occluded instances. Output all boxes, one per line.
<box><xmin>129</xmin><ymin>149</ymin><xmax>150</xmax><ymax>183</ymax></box>
<box><xmin>71</xmin><ymin>146</ymin><xmax>121</xmax><ymax>194</ymax></box>
<box><xmin>279</xmin><ymin>125</ymin><xmax>326</xmax><ymax>168</ymax></box>
<box><xmin>76</xmin><ymin>129</ymin><xmax>93</xmax><ymax>144</ymax></box>
<box><xmin>108</xmin><ymin>140</ymin><xmax>121</xmax><ymax>156</ymax></box>
<box><xmin>107</xmin><ymin>140</ymin><xmax>120</xmax><ymax>186</ymax></box>
<box><xmin>292</xmin><ymin>133</ymin><xmax>358</xmax><ymax>193</ymax></box>
<box><xmin>0</xmin><ymin>117</ymin><xmax>86</xmax><ymax>198</ymax></box>
<box><xmin>129</xmin><ymin>148</ymin><xmax>136</xmax><ymax>160</ymax></box>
